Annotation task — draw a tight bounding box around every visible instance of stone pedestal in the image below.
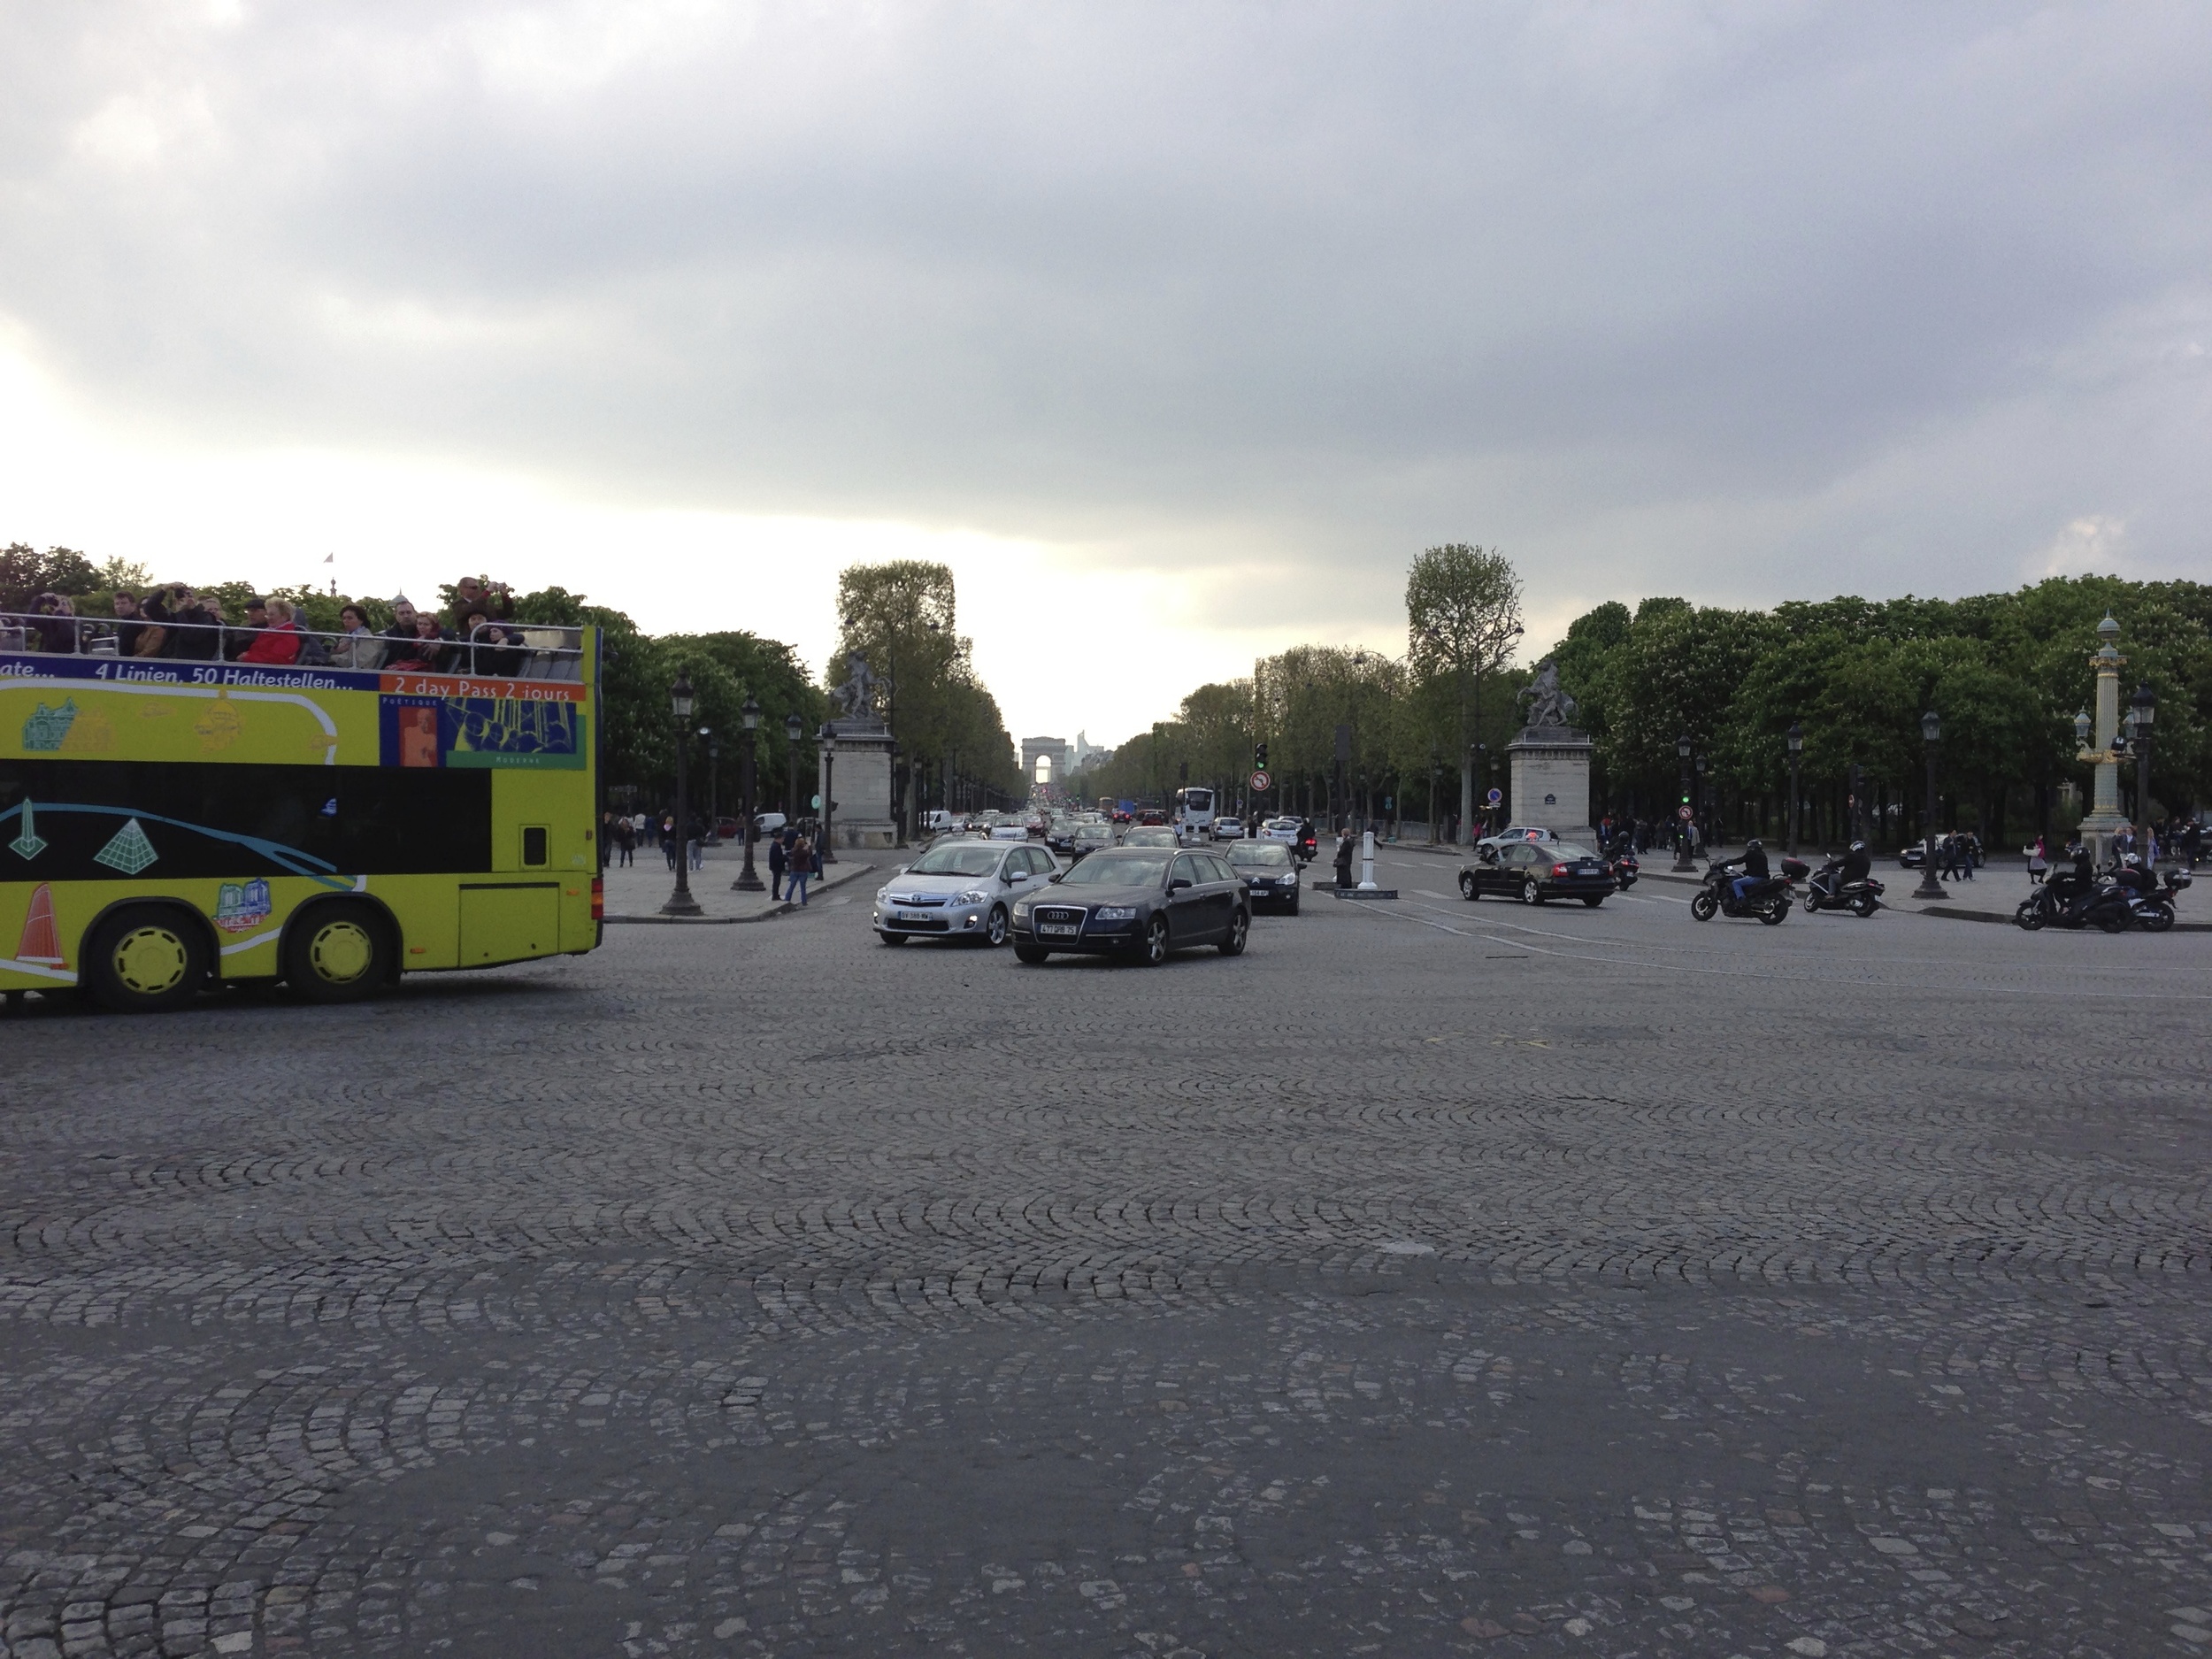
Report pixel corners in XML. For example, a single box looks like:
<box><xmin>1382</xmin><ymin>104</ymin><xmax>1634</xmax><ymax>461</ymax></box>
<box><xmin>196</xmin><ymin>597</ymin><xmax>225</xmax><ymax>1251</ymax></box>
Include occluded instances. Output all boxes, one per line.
<box><xmin>1505</xmin><ymin>726</ymin><xmax>1596</xmax><ymax>845</ymax></box>
<box><xmin>822</xmin><ymin>722</ymin><xmax>897</xmax><ymax>850</ymax></box>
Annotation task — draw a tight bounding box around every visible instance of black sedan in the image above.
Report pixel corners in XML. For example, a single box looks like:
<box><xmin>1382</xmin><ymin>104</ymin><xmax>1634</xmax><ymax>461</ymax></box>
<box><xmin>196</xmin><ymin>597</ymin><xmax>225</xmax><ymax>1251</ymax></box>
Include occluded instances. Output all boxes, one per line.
<box><xmin>1459</xmin><ymin>840</ymin><xmax>1617</xmax><ymax>907</ymax></box>
<box><xmin>1225</xmin><ymin>838</ymin><xmax>1302</xmax><ymax>914</ymax></box>
<box><xmin>1010</xmin><ymin>848</ymin><xmax>1249</xmax><ymax>965</ymax></box>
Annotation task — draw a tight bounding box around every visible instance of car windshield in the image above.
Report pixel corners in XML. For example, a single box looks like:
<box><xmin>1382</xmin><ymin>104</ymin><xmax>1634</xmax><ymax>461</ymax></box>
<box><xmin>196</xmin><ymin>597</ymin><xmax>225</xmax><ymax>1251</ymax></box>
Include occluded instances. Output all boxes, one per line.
<box><xmin>1124</xmin><ymin>829</ymin><xmax>1176</xmax><ymax>846</ymax></box>
<box><xmin>1076</xmin><ymin>825</ymin><xmax>1113</xmax><ymax>841</ymax></box>
<box><xmin>1549</xmin><ymin>844</ymin><xmax>1598</xmax><ymax>861</ymax></box>
<box><xmin>1228</xmin><ymin>841</ymin><xmax>1293</xmax><ymax>866</ymax></box>
<box><xmin>903</xmin><ymin>844</ymin><xmax>1004</xmax><ymax>877</ymax></box>
<box><xmin>1058</xmin><ymin>852</ymin><xmax>1171</xmax><ymax>887</ymax></box>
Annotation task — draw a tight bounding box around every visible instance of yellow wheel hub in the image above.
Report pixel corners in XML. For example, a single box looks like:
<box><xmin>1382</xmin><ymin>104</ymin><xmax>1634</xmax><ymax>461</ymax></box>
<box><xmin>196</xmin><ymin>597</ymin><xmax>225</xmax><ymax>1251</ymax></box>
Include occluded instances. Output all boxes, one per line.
<box><xmin>112</xmin><ymin>926</ymin><xmax>189</xmax><ymax>995</ymax></box>
<box><xmin>309</xmin><ymin>920</ymin><xmax>375</xmax><ymax>984</ymax></box>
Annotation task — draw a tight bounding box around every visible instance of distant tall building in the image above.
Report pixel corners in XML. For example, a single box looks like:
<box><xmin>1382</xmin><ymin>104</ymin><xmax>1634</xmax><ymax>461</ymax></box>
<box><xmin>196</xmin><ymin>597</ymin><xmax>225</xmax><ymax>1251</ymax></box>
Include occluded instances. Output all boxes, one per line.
<box><xmin>1069</xmin><ymin>730</ymin><xmax>1115</xmax><ymax>772</ymax></box>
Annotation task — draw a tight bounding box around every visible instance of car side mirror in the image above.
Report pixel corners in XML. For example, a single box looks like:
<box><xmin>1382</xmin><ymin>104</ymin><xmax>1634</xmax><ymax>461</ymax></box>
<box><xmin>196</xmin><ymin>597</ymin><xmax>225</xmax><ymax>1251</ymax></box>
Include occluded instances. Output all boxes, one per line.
<box><xmin>1168</xmin><ymin>877</ymin><xmax>1193</xmax><ymax>892</ymax></box>
<box><xmin>1008</xmin><ymin>871</ymin><xmax>1026</xmax><ymax>883</ymax></box>
<box><xmin>1048</xmin><ymin>872</ymin><xmax>1062</xmax><ymax>882</ymax></box>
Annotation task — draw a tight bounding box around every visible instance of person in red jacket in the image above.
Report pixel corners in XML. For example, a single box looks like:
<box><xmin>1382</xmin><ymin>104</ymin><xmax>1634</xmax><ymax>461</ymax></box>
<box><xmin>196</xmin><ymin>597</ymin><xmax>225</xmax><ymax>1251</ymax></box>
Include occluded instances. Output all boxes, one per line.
<box><xmin>239</xmin><ymin>597</ymin><xmax>303</xmax><ymax>664</ymax></box>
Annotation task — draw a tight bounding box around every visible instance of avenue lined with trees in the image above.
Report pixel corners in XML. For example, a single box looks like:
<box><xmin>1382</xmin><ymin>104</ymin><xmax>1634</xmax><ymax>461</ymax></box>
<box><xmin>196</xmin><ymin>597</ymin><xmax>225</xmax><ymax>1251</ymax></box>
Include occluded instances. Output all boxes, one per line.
<box><xmin>1073</xmin><ymin>548</ymin><xmax>2209</xmax><ymax>847</ymax></box>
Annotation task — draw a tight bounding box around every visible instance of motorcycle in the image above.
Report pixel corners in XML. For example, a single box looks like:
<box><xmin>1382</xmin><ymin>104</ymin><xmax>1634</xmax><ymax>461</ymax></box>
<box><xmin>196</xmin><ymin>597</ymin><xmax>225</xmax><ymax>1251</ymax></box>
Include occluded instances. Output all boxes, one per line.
<box><xmin>1606</xmin><ymin>844</ymin><xmax>1640</xmax><ymax>890</ymax></box>
<box><xmin>1688</xmin><ymin>856</ymin><xmax>1803</xmax><ymax>926</ymax></box>
<box><xmin>2015</xmin><ymin>867</ymin><xmax>2189</xmax><ymax>933</ymax></box>
<box><xmin>1803</xmin><ymin>857</ymin><xmax>1885</xmax><ymax>918</ymax></box>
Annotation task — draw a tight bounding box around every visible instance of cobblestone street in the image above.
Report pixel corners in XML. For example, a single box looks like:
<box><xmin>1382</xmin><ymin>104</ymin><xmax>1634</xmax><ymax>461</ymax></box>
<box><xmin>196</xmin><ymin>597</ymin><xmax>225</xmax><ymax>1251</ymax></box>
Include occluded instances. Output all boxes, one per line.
<box><xmin>4</xmin><ymin>854</ymin><xmax>2209</xmax><ymax>1659</ymax></box>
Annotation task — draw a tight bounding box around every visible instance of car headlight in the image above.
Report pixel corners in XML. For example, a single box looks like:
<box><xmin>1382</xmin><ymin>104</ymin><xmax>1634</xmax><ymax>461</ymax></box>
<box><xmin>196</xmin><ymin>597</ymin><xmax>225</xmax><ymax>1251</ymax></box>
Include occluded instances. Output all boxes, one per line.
<box><xmin>957</xmin><ymin>887</ymin><xmax>990</xmax><ymax>903</ymax></box>
<box><xmin>1094</xmin><ymin>905</ymin><xmax>1138</xmax><ymax>921</ymax></box>
<box><xmin>1012</xmin><ymin>902</ymin><xmax>1033</xmax><ymax>919</ymax></box>
<box><xmin>875</xmin><ymin>887</ymin><xmax>892</xmax><ymax>903</ymax></box>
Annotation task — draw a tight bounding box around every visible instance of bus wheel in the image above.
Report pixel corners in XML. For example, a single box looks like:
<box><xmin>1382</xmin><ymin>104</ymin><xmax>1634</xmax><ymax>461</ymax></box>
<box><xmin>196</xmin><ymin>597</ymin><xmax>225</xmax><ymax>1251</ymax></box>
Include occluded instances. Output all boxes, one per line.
<box><xmin>285</xmin><ymin>903</ymin><xmax>392</xmax><ymax>1003</ymax></box>
<box><xmin>85</xmin><ymin>904</ymin><xmax>210</xmax><ymax>1014</ymax></box>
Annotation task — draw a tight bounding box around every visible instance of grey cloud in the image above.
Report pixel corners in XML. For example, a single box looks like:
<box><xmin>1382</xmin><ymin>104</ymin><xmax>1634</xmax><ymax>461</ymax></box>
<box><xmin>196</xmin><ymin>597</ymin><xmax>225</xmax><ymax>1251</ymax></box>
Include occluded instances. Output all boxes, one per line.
<box><xmin>4</xmin><ymin>0</ymin><xmax>2208</xmax><ymax>620</ymax></box>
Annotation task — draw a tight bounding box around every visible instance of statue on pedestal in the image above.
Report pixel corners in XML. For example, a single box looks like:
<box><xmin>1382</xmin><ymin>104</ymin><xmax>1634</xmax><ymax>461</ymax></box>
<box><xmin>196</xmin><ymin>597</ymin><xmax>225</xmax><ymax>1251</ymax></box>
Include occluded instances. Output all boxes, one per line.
<box><xmin>831</xmin><ymin>655</ymin><xmax>886</xmax><ymax>727</ymax></box>
<box><xmin>1517</xmin><ymin>657</ymin><xmax>1578</xmax><ymax>732</ymax></box>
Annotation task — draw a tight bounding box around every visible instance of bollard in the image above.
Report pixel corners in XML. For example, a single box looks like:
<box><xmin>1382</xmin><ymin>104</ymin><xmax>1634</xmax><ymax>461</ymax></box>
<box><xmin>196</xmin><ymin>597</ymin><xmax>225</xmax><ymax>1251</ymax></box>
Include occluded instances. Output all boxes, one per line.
<box><xmin>1359</xmin><ymin>829</ymin><xmax>1379</xmax><ymax>891</ymax></box>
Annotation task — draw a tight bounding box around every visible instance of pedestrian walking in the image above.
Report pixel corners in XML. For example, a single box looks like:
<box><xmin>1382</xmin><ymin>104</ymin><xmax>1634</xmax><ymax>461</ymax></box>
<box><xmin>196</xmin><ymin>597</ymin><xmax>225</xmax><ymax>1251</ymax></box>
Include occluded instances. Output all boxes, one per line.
<box><xmin>615</xmin><ymin>815</ymin><xmax>634</xmax><ymax>867</ymax></box>
<box><xmin>1333</xmin><ymin>829</ymin><xmax>1355</xmax><ymax>890</ymax></box>
<box><xmin>787</xmin><ymin>830</ymin><xmax>814</xmax><ymax>905</ymax></box>
<box><xmin>767</xmin><ymin>830</ymin><xmax>787</xmax><ymax>899</ymax></box>
<box><xmin>2026</xmin><ymin>834</ymin><xmax>2047</xmax><ymax>884</ymax></box>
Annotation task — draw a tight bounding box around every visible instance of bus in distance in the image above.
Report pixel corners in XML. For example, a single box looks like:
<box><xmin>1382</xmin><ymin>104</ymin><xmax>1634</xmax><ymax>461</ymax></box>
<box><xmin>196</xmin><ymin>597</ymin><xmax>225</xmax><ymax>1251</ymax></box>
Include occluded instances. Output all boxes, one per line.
<box><xmin>1173</xmin><ymin>786</ymin><xmax>1215</xmax><ymax>840</ymax></box>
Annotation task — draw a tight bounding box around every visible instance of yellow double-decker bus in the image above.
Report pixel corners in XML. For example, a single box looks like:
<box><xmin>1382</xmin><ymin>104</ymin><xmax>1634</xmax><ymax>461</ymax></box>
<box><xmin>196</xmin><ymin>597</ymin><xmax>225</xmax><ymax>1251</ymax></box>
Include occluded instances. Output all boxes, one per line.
<box><xmin>0</xmin><ymin>618</ymin><xmax>603</xmax><ymax>1012</ymax></box>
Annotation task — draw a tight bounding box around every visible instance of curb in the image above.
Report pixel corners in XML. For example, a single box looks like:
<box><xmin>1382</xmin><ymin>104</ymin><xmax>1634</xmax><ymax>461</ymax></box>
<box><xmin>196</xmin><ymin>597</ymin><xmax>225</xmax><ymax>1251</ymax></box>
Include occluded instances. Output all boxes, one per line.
<box><xmin>605</xmin><ymin>861</ymin><xmax>878</xmax><ymax>926</ymax></box>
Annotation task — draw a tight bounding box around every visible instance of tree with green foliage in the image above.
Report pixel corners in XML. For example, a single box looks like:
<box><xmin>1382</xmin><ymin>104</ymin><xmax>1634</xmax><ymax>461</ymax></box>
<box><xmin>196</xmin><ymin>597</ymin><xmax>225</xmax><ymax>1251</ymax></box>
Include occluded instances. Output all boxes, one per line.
<box><xmin>1405</xmin><ymin>543</ymin><xmax>1524</xmax><ymax>836</ymax></box>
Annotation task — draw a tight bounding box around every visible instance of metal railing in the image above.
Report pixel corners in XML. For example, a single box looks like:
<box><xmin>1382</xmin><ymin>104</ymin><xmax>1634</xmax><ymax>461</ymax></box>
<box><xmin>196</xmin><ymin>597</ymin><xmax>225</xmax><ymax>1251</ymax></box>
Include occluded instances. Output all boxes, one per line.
<box><xmin>0</xmin><ymin>611</ymin><xmax>586</xmax><ymax>681</ymax></box>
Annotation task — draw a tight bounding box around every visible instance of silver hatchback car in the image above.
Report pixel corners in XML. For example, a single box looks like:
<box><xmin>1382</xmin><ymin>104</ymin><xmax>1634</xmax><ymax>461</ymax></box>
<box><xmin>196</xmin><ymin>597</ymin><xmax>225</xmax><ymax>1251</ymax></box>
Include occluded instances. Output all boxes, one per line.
<box><xmin>874</xmin><ymin>840</ymin><xmax>1060</xmax><ymax>947</ymax></box>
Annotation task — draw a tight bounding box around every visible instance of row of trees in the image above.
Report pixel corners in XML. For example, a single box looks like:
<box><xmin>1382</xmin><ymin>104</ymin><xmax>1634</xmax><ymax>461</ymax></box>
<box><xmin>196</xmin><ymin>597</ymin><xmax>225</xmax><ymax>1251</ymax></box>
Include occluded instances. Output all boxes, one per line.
<box><xmin>1068</xmin><ymin>546</ymin><xmax>2209</xmax><ymax>849</ymax></box>
<box><xmin>1072</xmin><ymin>546</ymin><xmax>1536</xmax><ymax>831</ymax></box>
<box><xmin>826</xmin><ymin>560</ymin><xmax>1026</xmax><ymax>824</ymax></box>
<box><xmin>1550</xmin><ymin>577</ymin><xmax>2209</xmax><ymax>847</ymax></box>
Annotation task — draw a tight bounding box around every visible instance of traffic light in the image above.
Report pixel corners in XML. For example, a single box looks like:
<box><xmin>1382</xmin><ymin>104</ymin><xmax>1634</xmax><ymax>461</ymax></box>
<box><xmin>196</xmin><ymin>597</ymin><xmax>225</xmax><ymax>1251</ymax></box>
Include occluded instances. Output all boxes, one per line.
<box><xmin>1179</xmin><ymin>761</ymin><xmax>1188</xmax><ymax>783</ymax></box>
<box><xmin>1255</xmin><ymin>741</ymin><xmax>1268</xmax><ymax>770</ymax></box>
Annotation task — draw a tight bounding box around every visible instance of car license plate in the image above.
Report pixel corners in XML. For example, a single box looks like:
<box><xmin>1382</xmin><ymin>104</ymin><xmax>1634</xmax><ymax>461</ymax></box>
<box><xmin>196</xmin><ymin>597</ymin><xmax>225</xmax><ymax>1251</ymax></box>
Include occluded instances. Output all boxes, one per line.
<box><xmin>1040</xmin><ymin>923</ymin><xmax>1079</xmax><ymax>936</ymax></box>
<box><xmin>896</xmin><ymin>910</ymin><xmax>929</xmax><ymax>922</ymax></box>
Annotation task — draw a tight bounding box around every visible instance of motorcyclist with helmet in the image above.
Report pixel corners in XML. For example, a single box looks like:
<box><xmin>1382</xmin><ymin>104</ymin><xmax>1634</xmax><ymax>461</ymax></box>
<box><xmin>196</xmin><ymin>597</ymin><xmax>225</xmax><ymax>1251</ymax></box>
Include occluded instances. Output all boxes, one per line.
<box><xmin>2048</xmin><ymin>841</ymin><xmax>2097</xmax><ymax>921</ymax></box>
<box><xmin>1839</xmin><ymin>840</ymin><xmax>1871</xmax><ymax>885</ymax></box>
<box><xmin>1717</xmin><ymin>838</ymin><xmax>1770</xmax><ymax>904</ymax></box>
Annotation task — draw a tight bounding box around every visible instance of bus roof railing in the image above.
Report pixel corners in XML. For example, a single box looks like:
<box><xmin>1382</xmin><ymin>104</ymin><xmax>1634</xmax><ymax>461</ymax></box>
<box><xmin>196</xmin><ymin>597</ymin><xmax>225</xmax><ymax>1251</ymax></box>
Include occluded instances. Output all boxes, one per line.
<box><xmin>0</xmin><ymin>611</ymin><xmax>588</xmax><ymax>681</ymax></box>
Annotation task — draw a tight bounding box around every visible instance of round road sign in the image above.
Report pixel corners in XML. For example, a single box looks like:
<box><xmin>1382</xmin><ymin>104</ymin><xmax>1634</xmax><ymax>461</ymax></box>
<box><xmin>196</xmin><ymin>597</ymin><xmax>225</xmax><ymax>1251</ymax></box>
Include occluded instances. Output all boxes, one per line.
<box><xmin>1678</xmin><ymin>804</ymin><xmax>1693</xmax><ymax>820</ymax></box>
<box><xmin>1486</xmin><ymin>787</ymin><xmax>1502</xmax><ymax>805</ymax></box>
<box><xmin>1249</xmin><ymin>770</ymin><xmax>1271</xmax><ymax>792</ymax></box>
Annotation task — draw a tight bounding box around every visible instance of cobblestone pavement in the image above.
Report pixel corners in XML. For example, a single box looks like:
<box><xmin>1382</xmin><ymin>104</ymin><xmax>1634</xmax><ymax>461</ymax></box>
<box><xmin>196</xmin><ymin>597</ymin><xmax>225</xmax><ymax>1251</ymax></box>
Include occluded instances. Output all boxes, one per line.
<box><xmin>4</xmin><ymin>849</ymin><xmax>2210</xmax><ymax>1659</ymax></box>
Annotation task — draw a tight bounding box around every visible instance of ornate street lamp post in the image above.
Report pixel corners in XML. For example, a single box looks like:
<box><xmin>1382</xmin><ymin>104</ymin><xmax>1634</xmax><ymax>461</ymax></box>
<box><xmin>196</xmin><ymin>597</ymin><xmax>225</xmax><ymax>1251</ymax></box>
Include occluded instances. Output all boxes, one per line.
<box><xmin>702</xmin><ymin>729</ymin><xmax>718</xmax><ymax>843</ymax></box>
<box><xmin>733</xmin><ymin>695</ymin><xmax>764</xmax><ymax>892</ymax></box>
<box><xmin>785</xmin><ymin>711</ymin><xmax>803</xmax><ymax>824</ymax></box>
<box><xmin>1912</xmin><ymin>710</ymin><xmax>1946</xmax><ymax>901</ymax></box>
<box><xmin>817</xmin><ymin>722</ymin><xmax>838</xmax><ymax>864</ymax></box>
<box><xmin>660</xmin><ymin>675</ymin><xmax>702</xmax><ymax>917</ymax></box>
<box><xmin>1786</xmin><ymin>721</ymin><xmax>1803</xmax><ymax>856</ymax></box>
<box><xmin>1673</xmin><ymin>734</ymin><xmax>1694</xmax><ymax>871</ymax></box>
<box><xmin>2131</xmin><ymin>682</ymin><xmax>2155</xmax><ymax>844</ymax></box>
<box><xmin>2076</xmin><ymin>614</ymin><xmax>2130</xmax><ymax>864</ymax></box>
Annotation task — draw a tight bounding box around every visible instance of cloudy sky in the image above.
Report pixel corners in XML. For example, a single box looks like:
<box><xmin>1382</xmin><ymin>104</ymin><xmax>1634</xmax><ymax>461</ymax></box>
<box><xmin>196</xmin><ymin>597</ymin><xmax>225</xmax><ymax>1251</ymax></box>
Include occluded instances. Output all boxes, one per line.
<box><xmin>3</xmin><ymin>2</ymin><xmax>2208</xmax><ymax>745</ymax></box>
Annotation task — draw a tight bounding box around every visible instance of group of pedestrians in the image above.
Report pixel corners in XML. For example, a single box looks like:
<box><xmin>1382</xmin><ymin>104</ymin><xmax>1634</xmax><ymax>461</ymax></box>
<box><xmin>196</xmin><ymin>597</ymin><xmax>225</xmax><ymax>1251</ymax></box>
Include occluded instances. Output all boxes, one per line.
<box><xmin>595</xmin><ymin>809</ymin><xmax>824</xmax><ymax>905</ymax></box>
<box><xmin>766</xmin><ymin>825</ymin><xmax>818</xmax><ymax>904</ymax></box>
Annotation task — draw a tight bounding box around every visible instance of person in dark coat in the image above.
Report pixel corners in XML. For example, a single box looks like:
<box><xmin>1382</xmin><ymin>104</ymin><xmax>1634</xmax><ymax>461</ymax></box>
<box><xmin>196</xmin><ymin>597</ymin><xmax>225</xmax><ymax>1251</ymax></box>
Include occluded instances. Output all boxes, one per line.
<box><xmin>767</xmin><ymin>827</ymin><xmax>787</xmax><ymax>899</ymax></box>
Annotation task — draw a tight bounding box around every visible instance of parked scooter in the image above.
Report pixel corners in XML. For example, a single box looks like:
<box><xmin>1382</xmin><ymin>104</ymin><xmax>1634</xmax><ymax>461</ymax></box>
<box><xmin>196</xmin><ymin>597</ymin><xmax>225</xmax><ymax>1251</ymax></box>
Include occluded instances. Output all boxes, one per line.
<box><xmin>1689</xmin><ymin>855</ymin><xmax>1804</xmax><ymax>926</ymax></box>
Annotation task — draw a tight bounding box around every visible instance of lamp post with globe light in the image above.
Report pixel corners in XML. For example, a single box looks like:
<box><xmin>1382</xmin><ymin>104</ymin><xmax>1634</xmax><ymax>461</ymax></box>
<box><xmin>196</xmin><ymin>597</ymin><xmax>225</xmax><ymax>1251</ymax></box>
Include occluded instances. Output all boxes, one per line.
<box><xmin>2131</xmin><ymin>682</ymin><xmax>2155</xmax><ymax>844</ymax></box>
<box><xmin>1786</xmin><ymin>721</ymin><xmax>1803</xmax><ymax>856</ymax></box>
<box><xmin>1912</xmin><ymin>710</ymin><xmax>1947</xmax><ymax>901</ymax></box>
<box><xmin>785</xmin><ymin>712</ymin><xmax>804</xmax><ymax>825</ymax></box>
<box><xmin>1673</xmin><ymin>734</ymin><xmax>1694</xmax><ymax>871</ymax></box>
<box><xmin>660</xmin><ymin>675</ymin><xmax>703</xmax><ymax>917</ymax></box>
<box><xmin>733</xmin><ymin>695</ymin><xmax>765</xmax><ymax>893</ymax></box>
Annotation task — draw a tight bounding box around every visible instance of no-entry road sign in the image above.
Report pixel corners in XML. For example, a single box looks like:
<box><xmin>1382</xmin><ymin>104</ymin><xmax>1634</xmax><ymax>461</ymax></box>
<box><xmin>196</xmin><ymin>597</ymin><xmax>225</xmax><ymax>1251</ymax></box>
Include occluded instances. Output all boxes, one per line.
<box><xmin>1250</xmin><ymin>770</ymin><xmax>1271</xmax><ymax>792</ymax></box>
